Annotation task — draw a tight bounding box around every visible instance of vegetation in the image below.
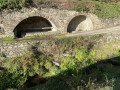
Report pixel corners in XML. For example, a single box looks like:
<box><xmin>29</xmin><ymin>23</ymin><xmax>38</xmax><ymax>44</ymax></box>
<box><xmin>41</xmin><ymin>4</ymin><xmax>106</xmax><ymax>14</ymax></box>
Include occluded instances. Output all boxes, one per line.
<box><xmin>74</xmin><ymin>0</ymin><xmax>120</xmax><ymax>18</ymax></box>
<box><xmin>1</xmin><ymin>37</ymin><xmax>14</xmax><ymax>40</ymax></box>
<box><xmin>28</xmin><ymin>41</ymin><xmax>120</xmax><ymax>90</ymax></box>
<box><xmin>0</xmin><ymin>0</ymin><xmax>27</xmax><ymax>9</ymax></box>
<box><xmin>1</xmin><ymin>0</ymin><xmax>120</xmax><ymax>89</ymax></box>
<box><xmin>0</xmin><ymin>0</ymin><xmax>43</xmax><ymax>9</ymax></box>
<box><xmin>1</xmin><ymin>0</ymin><xmax>120</xmax><ymax>18</ymax></box>
<box><xmin>94</xmin><ymin>3</ymin><xmax>120</xmax><ymax>19</ymax></box>
<box><xmin>0</xmin><ymin>46</ymin><xmax>59</xmax><ymax>89</ymax></box>
<box><xmin>1</xmin><ymin>35</ymin><xmax>120</xmax><ymax>89</ymax></box>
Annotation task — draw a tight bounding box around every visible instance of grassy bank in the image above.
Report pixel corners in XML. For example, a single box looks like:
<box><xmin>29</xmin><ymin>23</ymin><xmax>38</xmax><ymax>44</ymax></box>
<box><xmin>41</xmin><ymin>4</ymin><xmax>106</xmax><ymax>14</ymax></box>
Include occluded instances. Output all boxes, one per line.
<box><xmin>29</xmin><ymin>41</ymin><xmax>120</xmax><ymax>90</ymax></box>
<box><xmin>1</xmin><ymin>36</ymin><xmax>120</xmax><ymax>89</ymax></box>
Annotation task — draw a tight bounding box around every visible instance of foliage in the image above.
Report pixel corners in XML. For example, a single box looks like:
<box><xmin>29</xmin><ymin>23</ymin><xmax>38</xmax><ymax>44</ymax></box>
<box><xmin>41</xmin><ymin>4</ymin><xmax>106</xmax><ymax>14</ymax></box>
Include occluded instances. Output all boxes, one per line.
<box><xmin>30</xmin><ymin>41</ymin><xmax>120</xmax><ymax>90</ymax></box>
<box><xmin>0</xmin><ymin>46</ymin><xmax>59</xmax><ymax>89</ymax></box>
<box><xmin>0</xmin><ymin>0</ymin><xmax>27</xmax><ymax>9</ymax></box>
<box><xmin>44</xmin><ymin>62</ymin><xmax>60</xmax><ymax>77</ymax></box>
<box><xmin>60</xmin><ymin>48</ymin><xmax>96</xmax><ymax>73</ymax></box>
<box><xmin>75</xmin><ymin>48</ymin><xmax>96</xmax><ymax>65</ymax></box>
<box><xmin>5</xmin><ymin>48</ymin><xmax>54</xmax><ymax>77</ymax></box>
<box><xmin>0</xmin><ymin>0</ymin><xmax>44</xmax><ymax>9</ymax></box>
<box><xmin>60</xmin><ymin>57</ymin><xmax>77</xmax><ymax>71</ymax></box>
<box><xmin>0</xmin><ymin>71</ymin><xmax>27</xmax><ymax>90</ymax></box>
<box><xmin>74</xmin><ymin>4</ymin><xmax>90</xmax><ymax>13</ymax></box>
<box><xmin>113</xmin><ymin>49</ymin><xmax>120</xmax><ymax>56</ymax></box>
<box><xmin>1</xmin><ymin>38</ymin><xmax>120</xmax><ymax>89</ymax></box>
<box><xmin>54</xmin><ymin>36</ymin><xmax>88</xmax><ymax>54</ymax></box>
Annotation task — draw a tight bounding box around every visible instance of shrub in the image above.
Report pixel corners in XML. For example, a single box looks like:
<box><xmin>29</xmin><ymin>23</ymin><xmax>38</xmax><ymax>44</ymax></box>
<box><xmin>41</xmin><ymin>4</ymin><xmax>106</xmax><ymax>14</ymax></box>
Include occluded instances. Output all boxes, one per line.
<box><xmin>0</xmin><ymin>0</ymin><xmax>27</xmax><ymax>9</ymax></box>
<box><xmin>0</xmin><ymin>47</ymin><xmax>59</xmax><ymax>89</ymax></box>
<box><xmin>0</xmin><ymin>71</ymin><xmax>27</xmax><ymax>90</ymax></box>
<box><xmin>60</xmin><ymin>48</ymin><xmax>96</xmax><ymax>73</ymax></box>
<box><xmin>60</xmin><ymin>57</ymin><xmax>77</xmax><ymax>71</ymax></box>
<box><xmin>75</xmin><ymin>48</ymin><xmax>96</xmax><ymax>65</ymax></box>
<box><xmin>5</xmin><ymin>48</ymin><xmax>53</xmax><ymax>77</ymax></box>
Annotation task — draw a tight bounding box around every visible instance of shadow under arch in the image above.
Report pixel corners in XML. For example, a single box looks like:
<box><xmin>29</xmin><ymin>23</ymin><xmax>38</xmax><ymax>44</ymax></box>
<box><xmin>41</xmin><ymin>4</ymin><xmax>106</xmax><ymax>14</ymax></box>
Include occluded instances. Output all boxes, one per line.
<box><xmin>13</xmin><ymin>16</ymin><xmax>56</xmax><ymax>38</ymax></box>
<box><xmin>67</xmin><ymin>15</ymin><xmax>93</xmax><ymax>33</ymax></box>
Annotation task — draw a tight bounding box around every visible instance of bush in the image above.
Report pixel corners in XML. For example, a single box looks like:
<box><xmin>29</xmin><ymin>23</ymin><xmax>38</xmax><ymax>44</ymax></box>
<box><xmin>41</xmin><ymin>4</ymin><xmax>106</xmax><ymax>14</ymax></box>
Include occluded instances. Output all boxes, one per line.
<box><xmin>0</xmin><ymin>0</ymin><xmax>27</xmax><ymax>9</ymax></box>
<box><xmin>5</xmin><ymin>48</ymin><xmax>54</xmax><ymax>77</ymax></box>
<box><xmin>0</xmin><ymin>71</ymin><xmax>27</xmax><ymax>90</ymax></box>
<box><xmin>0</xmin><ymin>47</ymin><xmax>59</xmax><ymax>89</ymax></box>
<box><xmin>60</xmin><ymin>57</ymin><xmax>77</xmax><ymax>71</ymax></box>
<box><xmin>60</xmin><ymin>48</ymin><xmax>96</xmax><ymax>73</ymax></box>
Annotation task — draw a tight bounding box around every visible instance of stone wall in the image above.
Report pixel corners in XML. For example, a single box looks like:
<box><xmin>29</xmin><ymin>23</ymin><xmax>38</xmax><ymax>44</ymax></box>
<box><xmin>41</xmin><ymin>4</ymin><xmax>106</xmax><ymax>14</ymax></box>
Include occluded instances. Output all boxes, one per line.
<box><xmin>0</xmin><ymin>24</ymin><xmax>4</xmax><ymax>35</ymax></box>
<box><xmin>1</xmin><ymin>8</ymin><xmax>120</xmax><ymax>38</ymax></box>
<box><xmin>100</xmin><ymin>17</ymin><xmax>120</xmax><ymax>29</ymax></box>
<box><xmin>1</xmin><ymin>29</ymin><xmax>120</xmax><ymax>58</ymax></box>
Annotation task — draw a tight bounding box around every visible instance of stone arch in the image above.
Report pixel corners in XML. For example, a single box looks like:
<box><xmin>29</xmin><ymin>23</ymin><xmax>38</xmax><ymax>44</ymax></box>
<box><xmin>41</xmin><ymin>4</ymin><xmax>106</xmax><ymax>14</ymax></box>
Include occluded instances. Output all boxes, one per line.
<box><xmin>67</xmin><ymin>15</ymin><xmax>93</xmax><ymax>33</ymax></box>
<box><xmin>13</xmin><ymin>16</ymin><xmax>57</xmax><ymax>38</ymax></box>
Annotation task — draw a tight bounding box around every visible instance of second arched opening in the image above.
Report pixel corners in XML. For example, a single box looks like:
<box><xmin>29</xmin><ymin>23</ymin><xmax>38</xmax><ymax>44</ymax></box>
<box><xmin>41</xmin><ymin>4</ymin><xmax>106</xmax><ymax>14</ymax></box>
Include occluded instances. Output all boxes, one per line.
<box><xmin>67</xmin><ymin>15</ymin><xmax>93</xmax><ymax>33</ymax></box>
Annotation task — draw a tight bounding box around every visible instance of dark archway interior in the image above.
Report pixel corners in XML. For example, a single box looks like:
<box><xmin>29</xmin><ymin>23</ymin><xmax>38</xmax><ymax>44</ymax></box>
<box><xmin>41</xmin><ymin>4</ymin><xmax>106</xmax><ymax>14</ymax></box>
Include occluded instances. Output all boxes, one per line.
<box><xmin>67</xmin><ymin>15</ymin><xmax>86</xmax><ymax>33</ymax></box>
<box><xmin>14</xmin><ymin>16</ymin><xmax>52</xmax><ymax>38</ymax></box>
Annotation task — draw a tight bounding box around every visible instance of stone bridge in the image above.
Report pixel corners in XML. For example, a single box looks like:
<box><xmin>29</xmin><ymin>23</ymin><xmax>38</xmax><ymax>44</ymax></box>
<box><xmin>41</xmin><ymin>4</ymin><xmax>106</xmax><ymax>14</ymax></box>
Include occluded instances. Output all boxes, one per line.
<box><xmin>0</xmin><ymin>8</ymin><xmax>120</xmax><ymax>38</ymax></box>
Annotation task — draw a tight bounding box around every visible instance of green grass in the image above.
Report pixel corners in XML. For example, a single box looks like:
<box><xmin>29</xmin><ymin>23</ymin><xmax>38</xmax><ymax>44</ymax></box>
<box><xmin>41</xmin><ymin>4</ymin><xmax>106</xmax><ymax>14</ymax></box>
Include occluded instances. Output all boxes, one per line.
<box><xmin>1</xmin><ymin>37</ymin><xmax>17</xmax><ymax>43</ymax></box>
<box><xmin>74</xmin><ymin>0</ymin><xmax>120</xmax><ymax>19</ymax></box>
<box><xmin>94</xmin><ymin>3</ymin><xmax>120</xmax><ymax>19</ymax></box>
<box><xmin>2</xmin><ymin>41</ymin><xmax>17</xmax><ymax>43</ymax></box>
<box><xmin>1</xmin><ymin>37</ymin><xmax>14</xmax><ymax>40</ymax></box>
<box><xmin>1</xmin><ymin>33</ymin><xmax>64</xmax><ymax>42</ymax></box>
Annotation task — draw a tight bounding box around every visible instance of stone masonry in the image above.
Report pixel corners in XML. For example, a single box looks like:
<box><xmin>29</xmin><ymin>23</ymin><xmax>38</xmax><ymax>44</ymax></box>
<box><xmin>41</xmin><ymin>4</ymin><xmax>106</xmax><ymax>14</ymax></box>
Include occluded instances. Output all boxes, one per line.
<box><xmin>1</xmin><ymin>8</ymin><xmax>120</xmax><ymax>37</ymax></box>
<box><xmin>1</xmin><ymin>28</ymin><xmax>120</xmax><ymax>58</ymax></box>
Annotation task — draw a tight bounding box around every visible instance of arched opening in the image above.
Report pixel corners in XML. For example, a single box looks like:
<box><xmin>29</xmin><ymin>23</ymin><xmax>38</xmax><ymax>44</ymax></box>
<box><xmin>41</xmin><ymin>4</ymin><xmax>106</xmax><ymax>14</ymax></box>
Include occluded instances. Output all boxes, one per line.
<box><xmin>67</xmin><ymin>15</ymin><xmax>93</xmax><ymax>33</ymax></box>
<box><xmin>14</xmin><ymin>16</ymin><xmax>55</xmax><ymax>38</ymax></box>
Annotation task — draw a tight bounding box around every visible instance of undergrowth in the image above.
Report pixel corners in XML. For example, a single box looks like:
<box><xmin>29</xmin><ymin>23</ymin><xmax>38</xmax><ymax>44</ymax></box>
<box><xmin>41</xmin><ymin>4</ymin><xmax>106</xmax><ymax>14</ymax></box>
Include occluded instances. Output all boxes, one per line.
<box><xmin>1</xmin><ymin>37</ymin><xmax>120</xmax><ymax>89</ymax></box>
<box><xmin>29</xmin><ymin>41</ymin><xmax>120</xmax><ymax>90</ymax></box>
<box><xmin>0</xmin><ymin>46</ymin><xmax>59</xmax><ymax>89</ymax></box>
